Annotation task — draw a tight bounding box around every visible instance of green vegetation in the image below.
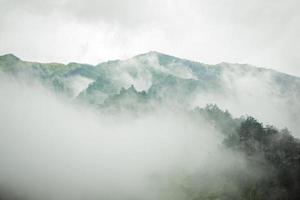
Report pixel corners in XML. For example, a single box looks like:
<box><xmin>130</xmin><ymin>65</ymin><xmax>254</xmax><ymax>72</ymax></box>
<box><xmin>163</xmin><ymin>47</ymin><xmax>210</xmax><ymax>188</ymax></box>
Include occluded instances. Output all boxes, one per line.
<box><xmin>193</xmin><ymin>105</ymin><xmax>300</xmax><ymax>200</ymax></box>
<box><xmin>0</xmin><ymin>53</ymin><xmax>300</xmax><ymax>199</ymax></box>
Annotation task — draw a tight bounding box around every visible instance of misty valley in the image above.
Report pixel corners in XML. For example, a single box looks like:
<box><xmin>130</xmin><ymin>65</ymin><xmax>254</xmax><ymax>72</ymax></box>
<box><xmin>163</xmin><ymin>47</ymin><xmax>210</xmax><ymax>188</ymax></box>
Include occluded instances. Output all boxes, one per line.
<box><xmin>0</xmin><ymin>52</ymin><xmax>300</xmax><ymax>200</ymax></box>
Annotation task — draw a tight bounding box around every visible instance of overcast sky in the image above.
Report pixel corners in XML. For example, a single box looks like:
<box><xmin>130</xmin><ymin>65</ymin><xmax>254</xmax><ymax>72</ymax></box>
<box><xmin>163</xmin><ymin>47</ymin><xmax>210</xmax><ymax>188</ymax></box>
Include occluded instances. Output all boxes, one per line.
<box><xmin>0</xmin><ymin>0</ymin><xmax>299</xmax><ymax>76</ymax></box>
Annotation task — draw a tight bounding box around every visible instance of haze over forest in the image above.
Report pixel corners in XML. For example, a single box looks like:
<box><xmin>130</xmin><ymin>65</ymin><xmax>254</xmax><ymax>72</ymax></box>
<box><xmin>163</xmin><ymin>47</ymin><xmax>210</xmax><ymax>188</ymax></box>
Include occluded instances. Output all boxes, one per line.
<box><xmin>1</xmin><ymin>0</ymin><xmax>300</xmax><ymax>199</ymax></box>
<box><xmin>0</xmin><ymin>52</ymin><xmax>300</xmax><ymax>199</ymax></box>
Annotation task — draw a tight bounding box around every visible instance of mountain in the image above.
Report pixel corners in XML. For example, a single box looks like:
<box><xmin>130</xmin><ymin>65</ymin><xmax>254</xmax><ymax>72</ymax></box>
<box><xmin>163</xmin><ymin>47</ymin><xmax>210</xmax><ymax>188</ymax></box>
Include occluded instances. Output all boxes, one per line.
<box><xmin>1</xmin><ymin>52</ymin><xmax>300</xmax><ymax>199</ymax></box>
<box><xmin>1</xmin><ymin>52</ymin><xmax>300</xmax><ymax>133</ymax></box>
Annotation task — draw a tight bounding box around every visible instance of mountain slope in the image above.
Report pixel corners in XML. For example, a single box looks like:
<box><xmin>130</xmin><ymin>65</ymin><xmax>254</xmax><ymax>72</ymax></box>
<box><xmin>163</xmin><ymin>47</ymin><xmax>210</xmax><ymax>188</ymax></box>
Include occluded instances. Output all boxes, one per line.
<box><xmin>1</xmin><ymin>52</ymin><xmax>300</xmax><ymax>200</ymax></box>
<box><xmin>1</xmin><ymin>52</ymin><xmax>300</xmax><ymax>134</ymax></box>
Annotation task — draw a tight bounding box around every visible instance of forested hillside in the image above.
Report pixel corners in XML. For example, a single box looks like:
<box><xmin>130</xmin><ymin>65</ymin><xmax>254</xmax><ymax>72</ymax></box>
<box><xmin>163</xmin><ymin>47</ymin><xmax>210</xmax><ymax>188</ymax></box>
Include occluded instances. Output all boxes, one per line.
<box><xmin>0</xmin><ymin>53</ymin><xmax>300</xmax><ymax>200</ymax></box>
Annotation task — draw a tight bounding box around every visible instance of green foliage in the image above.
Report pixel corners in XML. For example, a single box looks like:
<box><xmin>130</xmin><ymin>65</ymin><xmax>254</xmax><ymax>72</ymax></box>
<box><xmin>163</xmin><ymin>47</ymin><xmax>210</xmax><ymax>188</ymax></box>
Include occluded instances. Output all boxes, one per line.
<box><xmin>191</xmin><ymin>105</ymin><xmax>300</xmax><ymax>200</ymax></box>
<box><xmin>229</xmin><ymin>117</ymin><xmax>300</xmax><ymax>199</ymax></box>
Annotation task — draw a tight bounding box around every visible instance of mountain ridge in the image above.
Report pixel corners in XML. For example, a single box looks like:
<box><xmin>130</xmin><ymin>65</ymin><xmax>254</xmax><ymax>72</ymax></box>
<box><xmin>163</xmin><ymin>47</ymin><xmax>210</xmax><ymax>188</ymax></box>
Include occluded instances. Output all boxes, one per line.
<box><xmin>1</xmin><ymin>52</ymin><xmax>298</xmax><ymax>79</ymax></box>
<box><xmin>1</xmin><ymin>50</ymin><xmax>300</xmax><ymax>143</ymax></box>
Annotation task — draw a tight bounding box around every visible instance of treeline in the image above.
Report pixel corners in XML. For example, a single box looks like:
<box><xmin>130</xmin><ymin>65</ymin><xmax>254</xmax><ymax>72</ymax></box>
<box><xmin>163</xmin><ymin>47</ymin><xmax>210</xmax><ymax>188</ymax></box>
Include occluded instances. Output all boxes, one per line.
<box><xmin>195</xmin><ymin>104</ymin><xmax>300</xmax><ymax>200</ymax></box>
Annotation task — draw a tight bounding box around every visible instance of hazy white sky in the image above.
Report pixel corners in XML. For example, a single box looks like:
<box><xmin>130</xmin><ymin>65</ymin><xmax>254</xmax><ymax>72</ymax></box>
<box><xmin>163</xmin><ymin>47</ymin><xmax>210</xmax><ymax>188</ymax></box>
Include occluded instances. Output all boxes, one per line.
<box><xmin>0</xmin><ymin>0</ymin><xmax>299</xmax><ymax>76</ymax></box>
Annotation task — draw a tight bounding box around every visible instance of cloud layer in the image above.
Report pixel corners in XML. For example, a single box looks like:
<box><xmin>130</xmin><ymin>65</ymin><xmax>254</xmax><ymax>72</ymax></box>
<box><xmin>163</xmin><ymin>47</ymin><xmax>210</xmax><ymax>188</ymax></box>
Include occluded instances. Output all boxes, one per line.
<box><xmin>0</xmin><ymin>74</ymin><xmax>250</xmax><ymax>199</ymax></box>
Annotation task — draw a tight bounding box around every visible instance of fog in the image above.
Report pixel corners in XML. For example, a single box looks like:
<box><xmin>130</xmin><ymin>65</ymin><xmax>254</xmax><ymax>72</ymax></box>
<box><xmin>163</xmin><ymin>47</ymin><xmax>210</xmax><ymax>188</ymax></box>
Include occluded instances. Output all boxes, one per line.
<box><xmin>112</xmin><ymin>53</ymin><xmax>300</xmax><ymax>137</ymax></box>
<box><xmin>192</xmin><ymin>65</ymin><xmax>300</xmax><ymax>136</ymax></box>
<box><xmin>0</xmin><ymin>74</ymin><xmax>253</xmax><ymax>199</ymax></box>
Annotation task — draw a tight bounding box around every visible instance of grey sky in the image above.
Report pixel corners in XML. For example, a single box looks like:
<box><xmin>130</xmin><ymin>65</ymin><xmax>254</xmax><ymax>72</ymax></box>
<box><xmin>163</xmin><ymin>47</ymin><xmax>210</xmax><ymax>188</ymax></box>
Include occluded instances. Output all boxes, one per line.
<box><xmin>0</xmin><ymin>0</ymin><xmax>299</xmax><ymax>76</ymax></box>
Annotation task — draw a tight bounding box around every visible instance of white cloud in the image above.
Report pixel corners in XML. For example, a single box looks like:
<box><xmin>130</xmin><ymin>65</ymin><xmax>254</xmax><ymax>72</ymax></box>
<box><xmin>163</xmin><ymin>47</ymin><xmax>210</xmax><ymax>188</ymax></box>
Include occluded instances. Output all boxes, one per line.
<box><xmin>0</xmin><ymin>74</ymin><xmax>247</xmax><ymax>199</ymax></box>
<box><xmin>0</xmin><ymin>0</ymin><xmax>299</xmax><ymax>76</ymax></box>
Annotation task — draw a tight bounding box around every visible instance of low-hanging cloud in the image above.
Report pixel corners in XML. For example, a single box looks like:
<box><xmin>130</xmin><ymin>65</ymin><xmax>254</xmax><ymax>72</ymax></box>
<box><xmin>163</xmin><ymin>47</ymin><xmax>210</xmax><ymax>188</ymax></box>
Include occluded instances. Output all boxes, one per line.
<box><xmin>191</xmin><ymin>64</ymin><xmax>300</xmax><ymax>136</ymax></box>
<box><xmin>0</xmin><ymin>74</ymin><xmax>252</xmax><ymax>200</ymax></box>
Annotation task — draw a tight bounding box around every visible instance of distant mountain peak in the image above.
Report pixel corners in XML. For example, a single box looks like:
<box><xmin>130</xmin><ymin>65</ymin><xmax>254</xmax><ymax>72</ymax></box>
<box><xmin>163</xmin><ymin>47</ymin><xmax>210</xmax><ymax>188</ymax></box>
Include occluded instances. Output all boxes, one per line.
<box><xmin>131</xmin><ymin>51</ymin><xmax>186</xmax><ymax>67</ymax></box>
<box><xmin>134</xmin><ymin>51</ymin><xmax>174</xmax><ymax>59</ymax></box>
<box><xmin>142</xmin><ymin>50</ymin><xmax>165</xmax><ymax>56</ymax></box>
<box><xmin>0</xmin><ymin>53</ymin><xmax>20</xmax><ymax>62</ymax></box>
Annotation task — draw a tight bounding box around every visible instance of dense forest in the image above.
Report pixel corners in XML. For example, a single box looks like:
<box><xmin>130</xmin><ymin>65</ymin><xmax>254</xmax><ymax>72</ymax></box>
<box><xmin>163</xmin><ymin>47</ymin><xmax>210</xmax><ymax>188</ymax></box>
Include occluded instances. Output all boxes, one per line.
<box><xmin>193</xmin><ymin>105</ymin><xmax>300</xmax><ymax>200</ymax></box>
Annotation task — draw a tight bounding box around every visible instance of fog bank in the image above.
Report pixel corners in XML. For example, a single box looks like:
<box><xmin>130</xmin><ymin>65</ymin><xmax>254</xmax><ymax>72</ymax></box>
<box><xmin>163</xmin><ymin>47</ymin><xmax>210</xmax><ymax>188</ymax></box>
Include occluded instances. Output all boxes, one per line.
<box><xmin>0</xmin><ymin>75</ymin><xmax>250</xmax><ymax>199</ymax></box>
